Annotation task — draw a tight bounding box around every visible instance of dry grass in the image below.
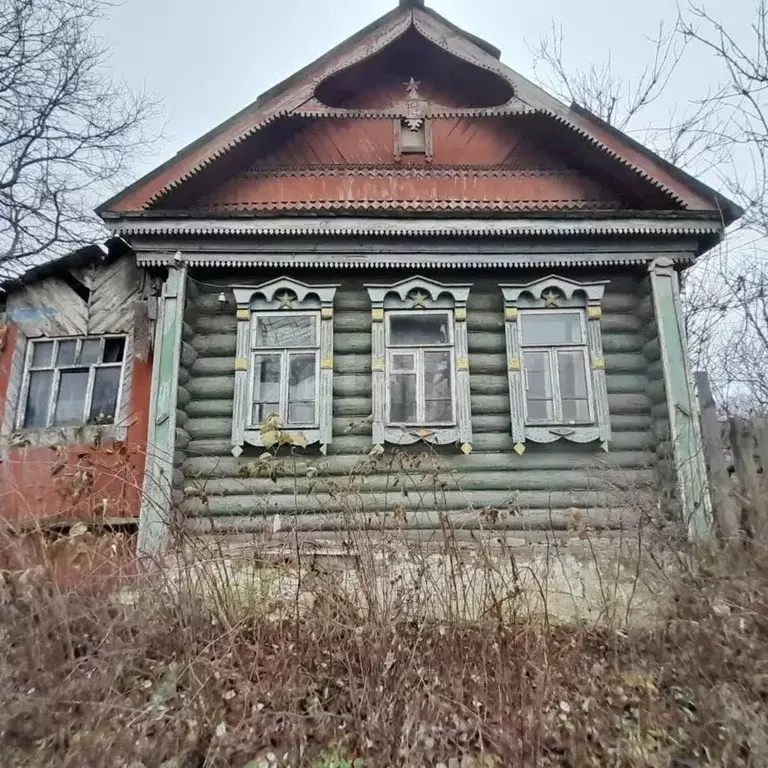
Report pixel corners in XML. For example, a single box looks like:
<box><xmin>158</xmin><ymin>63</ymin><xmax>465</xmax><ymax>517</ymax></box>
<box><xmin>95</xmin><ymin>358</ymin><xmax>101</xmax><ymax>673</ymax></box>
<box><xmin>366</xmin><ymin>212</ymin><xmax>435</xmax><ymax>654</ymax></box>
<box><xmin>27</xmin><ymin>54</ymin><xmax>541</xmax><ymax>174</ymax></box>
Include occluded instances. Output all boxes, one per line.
<box><xmin>1</xmin><ymin>527</ymin><xmax>768</xmax><ymax>768</ymax></box>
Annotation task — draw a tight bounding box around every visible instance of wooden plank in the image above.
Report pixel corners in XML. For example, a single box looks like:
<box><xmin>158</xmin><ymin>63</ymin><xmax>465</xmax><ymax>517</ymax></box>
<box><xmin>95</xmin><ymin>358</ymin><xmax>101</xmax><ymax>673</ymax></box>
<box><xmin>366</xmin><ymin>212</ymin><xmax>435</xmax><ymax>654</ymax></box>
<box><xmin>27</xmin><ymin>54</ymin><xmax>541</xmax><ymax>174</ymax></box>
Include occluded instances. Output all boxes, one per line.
<box><xmin>695</xmin><ymin>371</ymin><xmax>739</xmax><ymax>540</ymax></box>
<box><xmin>138</xmin><ymin>267</ymin><xmax>187</xmax><ymax>555</ymax></box>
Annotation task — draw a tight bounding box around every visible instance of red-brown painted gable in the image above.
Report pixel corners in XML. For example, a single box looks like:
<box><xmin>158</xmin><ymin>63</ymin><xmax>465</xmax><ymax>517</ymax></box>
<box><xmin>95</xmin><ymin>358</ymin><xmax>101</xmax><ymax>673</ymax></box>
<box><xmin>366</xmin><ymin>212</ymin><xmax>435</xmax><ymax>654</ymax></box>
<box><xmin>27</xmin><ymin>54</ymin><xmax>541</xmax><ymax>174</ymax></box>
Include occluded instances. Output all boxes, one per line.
<box><xmin>179</xmin><ymin>116</ymin><xmax>639</xmax><ymax>214</ymax></box>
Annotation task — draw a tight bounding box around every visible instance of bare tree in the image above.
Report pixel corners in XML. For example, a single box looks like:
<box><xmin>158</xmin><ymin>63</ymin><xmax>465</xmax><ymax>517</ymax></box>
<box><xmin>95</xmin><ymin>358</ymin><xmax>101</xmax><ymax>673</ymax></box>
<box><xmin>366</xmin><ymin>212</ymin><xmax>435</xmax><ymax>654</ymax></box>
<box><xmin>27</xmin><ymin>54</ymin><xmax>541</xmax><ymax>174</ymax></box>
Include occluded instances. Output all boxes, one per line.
<box><xmin>0</xmin><ymin>0</ymin><xmax>158</xmax><ymax>277</ymax></box>
<box><xmin>531</xmin><ymin>3</ymin><xmax>768</xmax><ymax>416</ymax></box>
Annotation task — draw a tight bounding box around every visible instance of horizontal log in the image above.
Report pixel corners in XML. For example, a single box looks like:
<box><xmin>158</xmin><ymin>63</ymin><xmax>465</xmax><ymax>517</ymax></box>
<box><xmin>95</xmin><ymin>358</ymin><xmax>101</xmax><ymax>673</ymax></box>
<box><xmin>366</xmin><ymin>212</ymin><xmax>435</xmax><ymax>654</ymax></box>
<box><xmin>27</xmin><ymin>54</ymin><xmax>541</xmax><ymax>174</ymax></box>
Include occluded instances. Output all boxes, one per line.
<box><xmin>182</xmin><ymin>467</ymin><xmax>657</xmax><ymax>497</ymax></box>
<box><xmin>642</xmin><ymin>338</ymin><xmax>660</xmax><ymax>361</ymax></box>
<box><xmin>646</xmin><ymin>380</ymin><xmax>667</xmax><ymax>403</ymax></box>
<box><xmin>183</xmin><ymin>449</ymin><xmax>654</xmax><ymax>478</ymax></box>
<box><xmin>182</xmin><ymin>505</ymin><xmax>643</xmax><ymax>531</ymax></box>
<box><xmin>184</xmin><ymin>410</ymin><xmax>654</xmax><ymax>440</ymax></box>
<box><xmin>181</xmin><ymin>487</ymin><xmax>634</xmax><ymax>515</ymax></box>
<box><xmin>180</xmin><ymin>341</ymin><xmax>197</xmax><ymax>368</ymax></box>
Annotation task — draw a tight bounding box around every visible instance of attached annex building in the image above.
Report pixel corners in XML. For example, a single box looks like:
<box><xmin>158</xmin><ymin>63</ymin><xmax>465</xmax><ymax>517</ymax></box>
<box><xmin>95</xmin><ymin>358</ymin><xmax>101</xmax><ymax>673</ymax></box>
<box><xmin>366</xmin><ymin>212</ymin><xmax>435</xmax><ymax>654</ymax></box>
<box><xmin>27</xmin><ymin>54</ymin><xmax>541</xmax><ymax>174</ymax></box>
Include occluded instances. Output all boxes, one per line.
<box><xmin>0</xmin><ymin>0</ymin><xmax>740</xmax><ymax>552</ymax></box>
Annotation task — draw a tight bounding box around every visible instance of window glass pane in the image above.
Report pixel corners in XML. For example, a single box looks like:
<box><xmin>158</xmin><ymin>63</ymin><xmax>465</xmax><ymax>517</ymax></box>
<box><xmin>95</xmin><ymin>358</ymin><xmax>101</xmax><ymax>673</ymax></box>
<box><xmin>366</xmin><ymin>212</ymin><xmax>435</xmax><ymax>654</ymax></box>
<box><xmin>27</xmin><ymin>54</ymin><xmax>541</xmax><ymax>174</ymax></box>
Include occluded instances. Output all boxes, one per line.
<box><xmin>103</xmin><ymin>338</ymin><xmax>125</xmax><ymax>363</ymax></box>
<box><xmin>53</xmin><ymin>370</ymin><xmax>88</xmax><ymax>426</ymax></box>
<box><xmin>562</xmin><ymin>399</ymin><xmax>591</xmax><ymax>422</ymax></box>
<box><xmin>31</xmin><ymin>342</ymin><xmax>54</xmax><ymax>368</ymax></box>
<box><xmin>252</xmin><ymin>354</ymin><xmax>281</xmax><ymax>423</ymax></box>
<box><xmin>56</xmin><ymin>340</ymin><xmax>77</xmax><ymax>366</ymax></box>
<box><xmin>24</xmin><ymin>370</ymin><xmax>53</xmax><ymax>427</ymax></box>
<box><xmin>424</xmin><ymin>350</ymin><xmax>453</xmax><ymax>422</ymax></box>
<box><xmin>557</xmin><ymin>350</ymin><xmax>589</xmax><ymax>399</ymax></box>
<box><xmin>391</xmin><ymin>353</ymin><xmax>415</xmax><ymax>371</ymax></box>
<box><xmin>521</xmin><ymin>313</ymin><xmax>582</xmax><ymax>345</ymax></box>
<box><xmin>80</xmin><ymin>339</ymin><xmax>102</xmax><ymax>365</ymax></box>
<box><xmin>255</xmin><ymin>315</ymin><xmax>315</xmax><ymax>347</ymax></box>
<box><xmin>390</xmin><ymin>314</ymin><xmax>449</xmax><ymax>345</ymax></box>
<box><xmin>524</xmin><ymin>351</ymin><xmax>554</xmax><ymax>422</ymax></box>
<box><xmin>89</xmin><ymin>367</ymin><xmax>121</xmax><ymax>424</ymax></box>
<box><xmin>389</xmin><ymin>374</ymin><xmax>417</xmax><ymax>422</ymax></box>
<box><xmin>287</xmin><ymin>354</ymin><xmax>316</xmax><ymax>424</ymax></box>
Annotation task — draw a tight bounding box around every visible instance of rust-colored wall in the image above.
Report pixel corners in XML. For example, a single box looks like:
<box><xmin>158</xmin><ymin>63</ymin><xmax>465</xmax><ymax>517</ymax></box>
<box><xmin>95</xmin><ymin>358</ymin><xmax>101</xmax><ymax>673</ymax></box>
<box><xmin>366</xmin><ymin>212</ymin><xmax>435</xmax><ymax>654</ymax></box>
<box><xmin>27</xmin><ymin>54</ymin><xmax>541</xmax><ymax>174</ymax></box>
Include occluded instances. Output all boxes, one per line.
<box><xmin>193</xmin><ymin>117</ymin><xmax>625</xmax><ymax>213</ymax></box>
<box><xmin>0</xmin><ymin>324</ymin><xmax>151</xmax><ymax>524</ymax></box>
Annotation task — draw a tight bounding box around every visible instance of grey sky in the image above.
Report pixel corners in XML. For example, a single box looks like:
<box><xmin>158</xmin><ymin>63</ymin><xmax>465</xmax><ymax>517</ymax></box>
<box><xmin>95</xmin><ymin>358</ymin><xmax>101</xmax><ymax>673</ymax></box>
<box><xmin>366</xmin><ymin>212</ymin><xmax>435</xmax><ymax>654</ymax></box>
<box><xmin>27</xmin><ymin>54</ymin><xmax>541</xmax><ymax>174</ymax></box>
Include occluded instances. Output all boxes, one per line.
<box><xmin>95</xmin><ymin>0</ymin><xmax>748</xmax><ymax>200</ymax></box>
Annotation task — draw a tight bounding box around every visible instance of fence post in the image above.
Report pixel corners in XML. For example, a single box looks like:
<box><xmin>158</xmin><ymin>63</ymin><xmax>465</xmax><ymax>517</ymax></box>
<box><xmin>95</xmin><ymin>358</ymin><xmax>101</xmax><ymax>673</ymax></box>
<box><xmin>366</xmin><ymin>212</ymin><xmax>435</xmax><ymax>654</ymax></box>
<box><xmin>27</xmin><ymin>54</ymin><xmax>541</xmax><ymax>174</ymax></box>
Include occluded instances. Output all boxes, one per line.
<box><xmin>695</xmin><ymin>371</ymin><xmax>739</xmax><ymax>540</ymax></box>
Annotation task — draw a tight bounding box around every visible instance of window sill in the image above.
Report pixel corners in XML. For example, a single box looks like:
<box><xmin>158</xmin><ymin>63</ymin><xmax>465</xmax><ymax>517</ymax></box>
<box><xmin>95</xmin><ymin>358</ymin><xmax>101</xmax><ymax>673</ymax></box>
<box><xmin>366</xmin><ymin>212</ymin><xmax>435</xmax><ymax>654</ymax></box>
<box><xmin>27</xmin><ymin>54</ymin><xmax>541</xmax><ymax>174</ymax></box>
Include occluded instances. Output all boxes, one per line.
<box><xmin>3</xmin><ymin>424</ymin><xmax>128</xmax><ymax>449</ymax></box>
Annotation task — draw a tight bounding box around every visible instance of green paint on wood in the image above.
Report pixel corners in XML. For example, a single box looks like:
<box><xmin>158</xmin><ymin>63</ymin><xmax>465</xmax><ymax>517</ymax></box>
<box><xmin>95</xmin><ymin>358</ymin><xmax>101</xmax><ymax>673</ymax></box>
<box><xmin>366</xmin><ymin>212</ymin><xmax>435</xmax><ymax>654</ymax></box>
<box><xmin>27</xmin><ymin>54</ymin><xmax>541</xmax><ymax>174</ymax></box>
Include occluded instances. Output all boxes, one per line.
<box><xmin>648</xmin><ymin>258</ymin><xmax>711</xmax><ymax>537</ymax></box>
<box><xmin>138</xmin><ymin>266</ymin><xmax>187</xmax><ymax>555</ymax></box>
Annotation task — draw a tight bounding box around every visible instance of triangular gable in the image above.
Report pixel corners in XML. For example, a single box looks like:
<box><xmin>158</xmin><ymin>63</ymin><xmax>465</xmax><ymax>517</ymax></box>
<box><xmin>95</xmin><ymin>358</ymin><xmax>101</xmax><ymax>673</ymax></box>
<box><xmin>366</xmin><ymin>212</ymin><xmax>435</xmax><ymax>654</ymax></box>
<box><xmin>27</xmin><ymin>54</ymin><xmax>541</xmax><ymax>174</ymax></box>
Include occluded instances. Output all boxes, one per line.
<box><xmin>98</xmin><ymin>1</ymin><xmax>741</xmax><ymax>223</ymax></box>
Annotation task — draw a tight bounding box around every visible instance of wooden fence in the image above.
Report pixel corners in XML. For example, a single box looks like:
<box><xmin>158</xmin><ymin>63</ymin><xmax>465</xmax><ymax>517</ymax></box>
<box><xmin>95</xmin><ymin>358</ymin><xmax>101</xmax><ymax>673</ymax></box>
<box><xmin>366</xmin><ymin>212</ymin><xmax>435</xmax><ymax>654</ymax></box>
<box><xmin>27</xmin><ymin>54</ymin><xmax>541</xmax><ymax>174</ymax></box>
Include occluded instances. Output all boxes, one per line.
<box><xmin>696</xmin><ymin>371</ymin><xmax>768</xmax><ymax>542</ymax></box>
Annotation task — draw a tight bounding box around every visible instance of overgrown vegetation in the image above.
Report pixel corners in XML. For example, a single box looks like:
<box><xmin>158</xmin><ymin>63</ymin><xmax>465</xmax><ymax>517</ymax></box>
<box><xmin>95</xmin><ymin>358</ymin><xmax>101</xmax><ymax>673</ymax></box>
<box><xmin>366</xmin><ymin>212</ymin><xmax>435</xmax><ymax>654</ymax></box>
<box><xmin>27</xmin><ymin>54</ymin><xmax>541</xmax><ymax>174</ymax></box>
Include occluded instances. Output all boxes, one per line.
<box><xmin>1</xmin><ymin>494</ymin><xmax>767</xmax><ymax>767</ymax></box>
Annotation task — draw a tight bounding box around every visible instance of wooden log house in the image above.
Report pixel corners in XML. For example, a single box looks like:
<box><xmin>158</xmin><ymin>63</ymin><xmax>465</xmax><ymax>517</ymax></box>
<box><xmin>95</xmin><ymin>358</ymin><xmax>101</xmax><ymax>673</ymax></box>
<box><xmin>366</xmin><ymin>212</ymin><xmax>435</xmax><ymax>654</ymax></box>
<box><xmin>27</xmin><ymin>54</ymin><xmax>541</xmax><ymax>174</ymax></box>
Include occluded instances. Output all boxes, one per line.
<box><xmin>0</xmin><ymin>0</ymin><xmax>742</xmax><ymax>553</ymax></box>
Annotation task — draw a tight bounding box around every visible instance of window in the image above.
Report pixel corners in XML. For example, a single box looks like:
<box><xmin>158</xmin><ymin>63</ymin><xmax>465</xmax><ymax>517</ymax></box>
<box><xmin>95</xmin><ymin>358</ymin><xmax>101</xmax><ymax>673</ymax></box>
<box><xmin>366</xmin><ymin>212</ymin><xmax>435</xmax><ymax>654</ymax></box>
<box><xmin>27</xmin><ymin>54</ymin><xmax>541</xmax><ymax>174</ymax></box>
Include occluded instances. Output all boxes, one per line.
<box><xmin>366</xmin><ymin>276</ymin><xmax>472</xmax><ymax>449</ymax></box>
<box><xmin>519</xmin><ymin>311</ymin><xmax>591</xmax><ymax>424</ymax></box>
<box><xmin>231</xmin><ymin>277</ymin><xmax>338</xmax><ymax>456</ymax></box>
<box><xmin>387</xmin><ymin>311</ymin><xmax>454</xmax><ymax>425</ymax></box>
<box><xmin>251</xmin><ymin>313</ymin><xmax>319</xmax><ymax>427</ymax></box>
<box><xmin>500</xmin><ymin>276</ymin><xmax>611</xmax><ymax>453</ymax></box>
<box><xmin>19</xmin><ymin>336</ymin><xmax>126</xmax><ymax>429</ymax></box>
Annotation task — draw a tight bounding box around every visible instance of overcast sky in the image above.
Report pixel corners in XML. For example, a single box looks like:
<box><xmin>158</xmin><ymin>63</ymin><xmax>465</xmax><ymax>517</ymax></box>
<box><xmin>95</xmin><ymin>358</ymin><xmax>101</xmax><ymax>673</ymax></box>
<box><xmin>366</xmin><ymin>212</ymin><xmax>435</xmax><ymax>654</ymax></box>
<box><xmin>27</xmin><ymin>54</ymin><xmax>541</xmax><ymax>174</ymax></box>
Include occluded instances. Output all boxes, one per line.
<box><xmin>95</xmin><ymin>0</ymin><xmax>749</xmax><ymax>199</ymax></box>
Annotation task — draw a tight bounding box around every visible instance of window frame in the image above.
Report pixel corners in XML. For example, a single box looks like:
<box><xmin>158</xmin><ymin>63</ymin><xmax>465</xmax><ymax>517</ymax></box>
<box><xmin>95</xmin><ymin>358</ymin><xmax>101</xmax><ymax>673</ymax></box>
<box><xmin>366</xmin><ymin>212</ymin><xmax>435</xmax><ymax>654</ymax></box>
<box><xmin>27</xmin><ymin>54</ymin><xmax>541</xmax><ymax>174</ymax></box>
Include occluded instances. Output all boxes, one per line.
<box><xmin>365</xmin><ymin>275</ymin><xmax>473</xmax><ymax>450</ymax></box>
<box><xmin>17</xmin><ymin>335</ymin><xmax>128</xmax><ymax>430</ymax></box>
<box><xmin>384</xmin><ymin>309</ymin><xmax>457</xmax><ymax>427</ymax></box>
<box><xmin>230</xmin><ymin>277</ymin><xmax>339</xmax><ymax>457</ymax></box>
<box><xmin>248</xmin><ymin>310</ymin><xmax>321</xmax><ymax>430</ymax></box>
<box><xmin>500</xmin><ymin>276</ymin><xmax>611</xmax><ymax>453</ymax></box>
<box><xmin>518</xmin><ymin>308</ymin><xmax>594</xmax><ymax>426</ymax></box>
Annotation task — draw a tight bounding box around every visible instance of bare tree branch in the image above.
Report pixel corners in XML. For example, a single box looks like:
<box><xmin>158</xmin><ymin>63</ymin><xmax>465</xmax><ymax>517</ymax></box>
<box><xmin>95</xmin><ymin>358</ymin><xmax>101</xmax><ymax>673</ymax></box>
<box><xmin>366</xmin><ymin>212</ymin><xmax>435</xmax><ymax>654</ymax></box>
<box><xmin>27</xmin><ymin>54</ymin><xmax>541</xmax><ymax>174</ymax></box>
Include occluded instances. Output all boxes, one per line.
<box><xmin>0</xmin><ymin>0</ymin><xmax>159</xmax><ymax>277</ymax></box>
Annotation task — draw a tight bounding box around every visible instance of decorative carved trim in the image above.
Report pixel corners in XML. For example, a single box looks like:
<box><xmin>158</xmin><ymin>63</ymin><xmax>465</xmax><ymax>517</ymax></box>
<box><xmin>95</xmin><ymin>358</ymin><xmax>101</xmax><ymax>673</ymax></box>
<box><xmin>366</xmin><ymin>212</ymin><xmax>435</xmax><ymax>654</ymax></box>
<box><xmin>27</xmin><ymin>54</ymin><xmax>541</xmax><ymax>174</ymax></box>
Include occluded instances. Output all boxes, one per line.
<box><xmin>500</xmin><ymin>275</ymin><xmax>612</xmax><ymax>450</ymax></box>
<box><xmin>244</xmin><ymin>164</ymin><xmax>574</xmax><ymax>179</ymax></box>
<box><xmin>366</xmin><ymin>276</ymin><xmax>472</xmax><ymax>448</ymax></box>
<box><xmin>121</xmin><ymin>216</ymin><xmax>718</xmax><ymax>245</ymax></box>
<box><xmin>196</xmin><ymin>199</ymin><xmax>624</xmax><ymax>213</ymax></box>
<box><xmin>230</xmin><ymin>276</ymin><xmax>338</xmax><ymax>455</ymax></box>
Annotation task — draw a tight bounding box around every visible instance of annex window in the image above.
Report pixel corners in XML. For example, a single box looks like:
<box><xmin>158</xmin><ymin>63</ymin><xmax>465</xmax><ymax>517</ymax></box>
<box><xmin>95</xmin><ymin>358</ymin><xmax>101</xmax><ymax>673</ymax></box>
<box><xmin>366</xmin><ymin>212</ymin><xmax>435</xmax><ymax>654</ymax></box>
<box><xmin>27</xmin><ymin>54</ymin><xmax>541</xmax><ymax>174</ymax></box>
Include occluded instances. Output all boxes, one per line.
<box><xmin>231</xmin><ymin>278</ymin><xmax>338</xmax><ymax>456</ymax></box>
<box><xmin>19</xmin><ymin>336</ymin><xmax>126</xmax><ymax>429</ymax></box>
<box><xmin>366</xmin><ymin>276</ymin><xmax>472</xmax><ymax>449</ymax></box>
<box><xmin>501</xmin><ymin>276</ymin><xmax>611</xmax><ymax>453</ymax></box>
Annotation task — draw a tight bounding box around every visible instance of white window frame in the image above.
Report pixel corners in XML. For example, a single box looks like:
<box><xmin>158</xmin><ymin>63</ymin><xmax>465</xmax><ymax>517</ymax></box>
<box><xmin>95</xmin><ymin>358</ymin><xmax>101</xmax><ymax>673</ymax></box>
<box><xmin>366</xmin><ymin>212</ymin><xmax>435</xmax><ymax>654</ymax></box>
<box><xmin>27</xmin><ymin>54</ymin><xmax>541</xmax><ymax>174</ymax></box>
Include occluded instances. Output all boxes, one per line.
<box><xmin>518</xmin><ymin>308</ymin><xmax>594</xmax><ymax>426</ymax></box>
<box><xmin>385</xmin><ymin>309</ymin><xmax>457</xmax><ymax>427</ymax></box>
<box><xmin>365</xmin><ymin>275</ymin><xmax>473</xmax><ymax>450</ymax></box>
<box><xmin>248</xmin><ymin>310</ymin><xmax>321</xmax><ymax>430</ymax></box>
<box><xmin>16</xmin><ymin>335</ymin><xmax>128</xmax><ymax>430</ymax></box>
<box><xmin>230</xmin><ymin>277</ymin><xmax>339</xmax><ymax>457</ymax></box>
<box><xmin>500</xmin><ymin>275</ymin><xmax>611</xmax><ymax>453</ymax></box>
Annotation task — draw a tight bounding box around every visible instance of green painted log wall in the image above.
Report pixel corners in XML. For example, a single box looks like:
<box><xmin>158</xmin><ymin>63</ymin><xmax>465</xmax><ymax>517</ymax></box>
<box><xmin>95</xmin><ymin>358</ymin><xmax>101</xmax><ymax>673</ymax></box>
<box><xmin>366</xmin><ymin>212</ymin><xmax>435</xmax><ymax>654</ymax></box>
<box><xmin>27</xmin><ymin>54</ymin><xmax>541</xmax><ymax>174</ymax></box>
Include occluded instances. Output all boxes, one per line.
<box><xmin>178</xmin><ymin>269</ymin><xmax>660</xmax><ymax>534</ymax></box>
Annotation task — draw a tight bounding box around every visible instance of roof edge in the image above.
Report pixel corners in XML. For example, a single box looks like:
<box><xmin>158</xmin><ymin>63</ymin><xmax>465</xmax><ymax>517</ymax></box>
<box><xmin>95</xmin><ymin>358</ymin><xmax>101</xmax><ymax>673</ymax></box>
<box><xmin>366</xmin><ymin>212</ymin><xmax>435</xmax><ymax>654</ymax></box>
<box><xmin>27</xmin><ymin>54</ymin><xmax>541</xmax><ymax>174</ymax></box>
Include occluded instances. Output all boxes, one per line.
<box><xmin>570</xmin><ymin>102</ymin><xmax>744</xmax><ymax>226</ymax></box>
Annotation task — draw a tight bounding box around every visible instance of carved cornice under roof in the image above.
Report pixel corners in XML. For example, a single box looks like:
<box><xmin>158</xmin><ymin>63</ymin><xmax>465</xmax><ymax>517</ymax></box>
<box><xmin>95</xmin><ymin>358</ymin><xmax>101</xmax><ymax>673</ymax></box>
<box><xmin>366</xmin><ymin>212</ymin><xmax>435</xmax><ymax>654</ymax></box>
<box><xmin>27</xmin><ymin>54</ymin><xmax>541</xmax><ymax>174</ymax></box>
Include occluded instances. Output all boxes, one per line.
<box><xmin>194</xmin><ymin>199</ymin><xmax>625</xmax><ymax>213</ymax></box>
<box><xmin>134</xmin><ymin>250</ymin><xmax>697</xmax><ymax>270</ymax></box>
<box><xmin>243</xmin><ymin>165</ymin><xmax>574</xmax><ymax>178</ymax></box>
<box><xmin>109</xmin><ymin>215</ymin><xmax>720</xmax><ymax>244</ymax></box>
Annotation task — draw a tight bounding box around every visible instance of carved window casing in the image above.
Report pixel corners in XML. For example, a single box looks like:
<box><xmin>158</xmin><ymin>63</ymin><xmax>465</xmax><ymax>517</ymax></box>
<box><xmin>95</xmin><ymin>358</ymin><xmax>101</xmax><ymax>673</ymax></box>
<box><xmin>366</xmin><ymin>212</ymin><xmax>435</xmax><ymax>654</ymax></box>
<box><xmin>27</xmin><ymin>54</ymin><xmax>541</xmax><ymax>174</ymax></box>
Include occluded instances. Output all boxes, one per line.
<box><xmin>231</xmin><ymin>278</ymin><xmax>338</xmax><ymax>456</ymax></box>
<box><xmin>500</xmin><ymin>276</ymin><xmax>611</xmax><ymax>453</ymax></box>
<box><xmin>365</xmin><ymin>276</ymin><xmax>472</xmax><ymax>450</ymax></box>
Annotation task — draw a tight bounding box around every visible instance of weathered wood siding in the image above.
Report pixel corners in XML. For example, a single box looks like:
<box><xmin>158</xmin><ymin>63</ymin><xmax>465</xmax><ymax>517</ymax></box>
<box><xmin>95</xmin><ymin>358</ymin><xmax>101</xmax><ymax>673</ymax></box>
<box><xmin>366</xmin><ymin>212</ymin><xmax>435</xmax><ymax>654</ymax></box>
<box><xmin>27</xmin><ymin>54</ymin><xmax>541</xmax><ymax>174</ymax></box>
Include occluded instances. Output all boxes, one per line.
<box><xmin>178</xmin><ymin>267</ymin><xmax>659</xmax><ymax>536</ymax></box>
